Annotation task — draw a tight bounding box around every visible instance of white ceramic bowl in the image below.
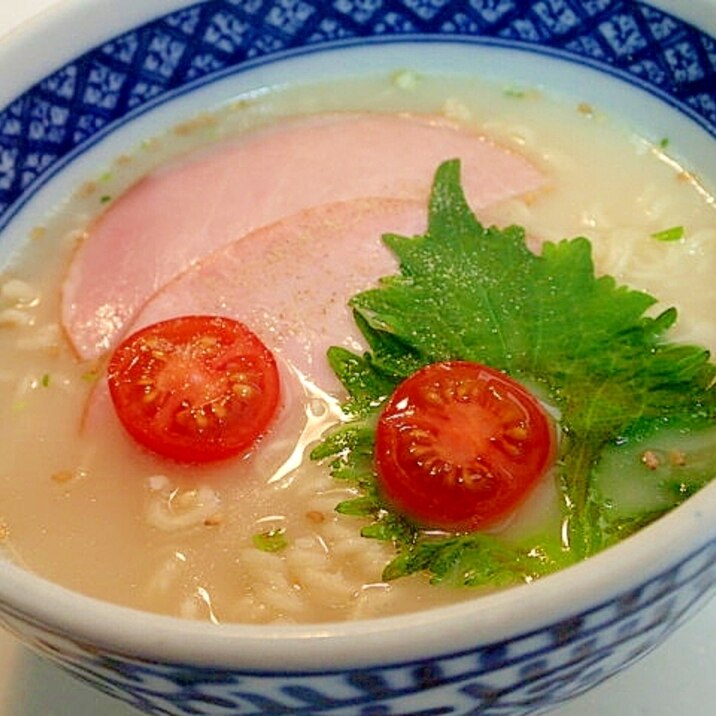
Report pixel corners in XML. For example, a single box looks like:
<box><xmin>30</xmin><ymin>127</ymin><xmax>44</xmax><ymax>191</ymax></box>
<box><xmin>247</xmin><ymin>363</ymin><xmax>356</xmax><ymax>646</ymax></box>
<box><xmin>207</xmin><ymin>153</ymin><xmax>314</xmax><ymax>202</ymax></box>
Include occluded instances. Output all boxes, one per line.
<box><xmin>0</xmin><ymin>2</ymin><xmax>715</xmax><ymax>715</ymax></box>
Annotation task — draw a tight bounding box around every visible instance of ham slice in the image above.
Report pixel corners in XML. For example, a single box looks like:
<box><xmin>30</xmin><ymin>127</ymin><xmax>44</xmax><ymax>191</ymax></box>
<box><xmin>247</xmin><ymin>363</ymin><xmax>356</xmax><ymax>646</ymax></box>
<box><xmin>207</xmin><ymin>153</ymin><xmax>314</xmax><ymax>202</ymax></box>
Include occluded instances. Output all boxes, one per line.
<box><xmin>83</xmin><ymin>198</ymin><xmax>424</xmax><ymax>433</ymax></box>
<box><xmin>62</xmin><ymin>113</ymin><xmax>544</xmax><ymax>359</ymax></box>
<box><xmin>126</xmin><ymin>198</ymin><xmax>426</xmax><ymax>394</ymax></box>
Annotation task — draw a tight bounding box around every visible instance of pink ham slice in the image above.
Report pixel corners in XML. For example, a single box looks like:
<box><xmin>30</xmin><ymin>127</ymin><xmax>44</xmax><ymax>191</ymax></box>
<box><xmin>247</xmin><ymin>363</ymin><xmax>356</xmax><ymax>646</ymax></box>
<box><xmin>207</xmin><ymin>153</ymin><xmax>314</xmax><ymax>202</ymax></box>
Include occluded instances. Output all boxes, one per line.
<box><xmin>83</xmin><ymin>197</ymin><xmax>424</xmax><ymax>433</ymax></box>
<box><xmin>125</xmin><ymin>197</ymin><xmax>426</xmax><ymax>395</ymax></box>
<box><xmin>62</xmin><ymin>112</ymin><xmax>544</xmax><ymax>360</ymax></box>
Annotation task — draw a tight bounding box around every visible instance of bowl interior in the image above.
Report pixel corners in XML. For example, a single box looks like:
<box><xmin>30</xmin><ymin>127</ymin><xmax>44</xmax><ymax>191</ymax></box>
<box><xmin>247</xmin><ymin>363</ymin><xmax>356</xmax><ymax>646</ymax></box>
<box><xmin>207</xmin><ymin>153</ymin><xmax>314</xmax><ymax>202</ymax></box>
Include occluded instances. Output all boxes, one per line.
<box><xmin>0</xmin><ymin>0</ymin><xmax>715</xmax><ymax>670</ymax></box>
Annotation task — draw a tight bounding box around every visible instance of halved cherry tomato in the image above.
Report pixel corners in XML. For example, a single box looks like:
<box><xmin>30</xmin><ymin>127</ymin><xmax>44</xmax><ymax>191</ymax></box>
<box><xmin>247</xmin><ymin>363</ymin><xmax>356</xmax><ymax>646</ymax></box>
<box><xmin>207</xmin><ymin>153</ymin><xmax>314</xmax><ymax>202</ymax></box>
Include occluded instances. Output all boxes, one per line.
<box><xmin>107</xmin><ymin>316</ymin><xmax>280</xmax><ymax>463</ymax></box>
<box><xmin>375</xmin><ymin>361</ymin><xmax>556</xmax><ymax>531</ymax></box>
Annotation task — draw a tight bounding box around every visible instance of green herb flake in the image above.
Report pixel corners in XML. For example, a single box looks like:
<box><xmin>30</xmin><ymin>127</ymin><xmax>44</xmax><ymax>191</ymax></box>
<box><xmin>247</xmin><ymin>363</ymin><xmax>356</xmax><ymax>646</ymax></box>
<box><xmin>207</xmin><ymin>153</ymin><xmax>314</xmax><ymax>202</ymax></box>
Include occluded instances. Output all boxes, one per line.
<box><xmin>252</xmin><ymin>528</ymin><xmax>288</xmax><ymax>553</ymax></box>
<box><xmin>40</xmin><ymin>373</ymin><xmax>51</xmax><ymax>388</ymax></box>
<box><xmin>312</xmin><ymin>159</ymin><xmax>716</xmax><ymax>587</ymax></box>
<box><xmin>81</xmin><ymin>370</ymin><xmax>100</xmax><ymax>383</ymax></box>
<box><xmin>100</xmin><ymin>195</ymin><xmax>113</xmax><ymax>204</ymax></box>
<box><xmin>651</xmin><ymin>226</ymin><xmax>684</xmax><ymax>242</ymax></box>
<box><xmin>503</xmin><ymin>86</ymin><xmax>526</xmax><ymax>99</ymax></box>
<box><xmin>659</xmin><ymin>137</ymin><xmax>670</xmax><ymax>149</ymax></box>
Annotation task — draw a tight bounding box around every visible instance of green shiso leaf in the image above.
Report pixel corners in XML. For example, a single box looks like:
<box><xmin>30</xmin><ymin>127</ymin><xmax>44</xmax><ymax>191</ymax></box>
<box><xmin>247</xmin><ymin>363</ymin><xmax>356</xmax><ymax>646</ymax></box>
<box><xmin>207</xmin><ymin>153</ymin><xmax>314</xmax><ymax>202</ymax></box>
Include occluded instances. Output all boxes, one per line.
<box><xmin>382</xmin><ymin>532</ymin><xmax>572</xmax><ymax>587</ymax></box>
<box><xmin>312</xmin><ymin>159</ymin><xmax>716</xmax><ymax>586</ymax></box>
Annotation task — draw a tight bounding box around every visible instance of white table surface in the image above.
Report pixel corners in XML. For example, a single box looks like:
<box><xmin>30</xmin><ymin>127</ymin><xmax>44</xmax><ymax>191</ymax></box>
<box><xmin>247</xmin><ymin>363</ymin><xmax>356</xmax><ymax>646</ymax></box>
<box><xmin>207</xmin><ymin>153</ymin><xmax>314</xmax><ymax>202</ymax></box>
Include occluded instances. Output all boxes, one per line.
<box><xmin>1</xmin><ymin>1</ymin><xmax>715</xmax><ymax>714</ymax></box>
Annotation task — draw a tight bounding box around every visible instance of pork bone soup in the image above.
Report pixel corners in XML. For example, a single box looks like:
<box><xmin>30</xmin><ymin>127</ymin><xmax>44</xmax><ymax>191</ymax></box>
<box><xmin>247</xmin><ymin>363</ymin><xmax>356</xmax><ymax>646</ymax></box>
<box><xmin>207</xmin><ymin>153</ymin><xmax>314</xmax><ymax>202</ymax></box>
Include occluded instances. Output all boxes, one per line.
<box><xmin>1</xmin><ymin>73</ymin><xmax>715</xmax><ymax>625</ymax></box>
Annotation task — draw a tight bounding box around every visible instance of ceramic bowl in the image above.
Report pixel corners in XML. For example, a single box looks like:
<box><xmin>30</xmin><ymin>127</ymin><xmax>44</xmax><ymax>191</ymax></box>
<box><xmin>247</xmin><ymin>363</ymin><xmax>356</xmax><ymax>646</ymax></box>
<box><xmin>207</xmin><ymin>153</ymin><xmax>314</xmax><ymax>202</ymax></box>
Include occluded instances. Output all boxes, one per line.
<box><xmin>0</xmin><ymin>1</ymin><xmax>715</xmax><ymax>715</ymax></box>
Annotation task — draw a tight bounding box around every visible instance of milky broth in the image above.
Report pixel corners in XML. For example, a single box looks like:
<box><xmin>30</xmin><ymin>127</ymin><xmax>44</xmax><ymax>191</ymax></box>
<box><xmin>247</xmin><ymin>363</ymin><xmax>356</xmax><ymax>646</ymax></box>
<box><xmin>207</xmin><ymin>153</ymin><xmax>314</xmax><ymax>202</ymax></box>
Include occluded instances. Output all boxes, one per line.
<box><xmin>0</xmin><ymin>73</ymin><xmax>714</xmax><ymax>624</ymax></box>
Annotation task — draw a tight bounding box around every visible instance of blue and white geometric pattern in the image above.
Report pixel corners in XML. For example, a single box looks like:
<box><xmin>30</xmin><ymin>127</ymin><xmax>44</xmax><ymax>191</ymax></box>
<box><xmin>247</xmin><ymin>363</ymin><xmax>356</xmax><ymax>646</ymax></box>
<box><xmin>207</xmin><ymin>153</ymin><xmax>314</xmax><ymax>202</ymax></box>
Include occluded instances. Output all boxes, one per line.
<box><xmin>0</xmin><ymin>540</ymin><xmax>714</xmax><ymax>715</ymax></box>
<box><xmin>0</xmin><ymin>0</ymin><xmax>715</xmax><ymax>228</ymax></box>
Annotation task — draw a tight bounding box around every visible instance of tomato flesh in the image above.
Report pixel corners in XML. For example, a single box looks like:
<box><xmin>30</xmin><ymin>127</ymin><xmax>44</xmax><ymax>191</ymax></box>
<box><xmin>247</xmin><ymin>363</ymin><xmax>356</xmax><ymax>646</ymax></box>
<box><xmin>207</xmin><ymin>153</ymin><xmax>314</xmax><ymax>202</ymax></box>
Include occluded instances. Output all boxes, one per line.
<box><xmin>107</xmin><ymin>316</ymin><xmax>280</xmax><ymax>463</ymax></box>
<box><xmin>375</xmin><ymin>361</ymin><xmax>556</xmax><ymax>531</ymax></box>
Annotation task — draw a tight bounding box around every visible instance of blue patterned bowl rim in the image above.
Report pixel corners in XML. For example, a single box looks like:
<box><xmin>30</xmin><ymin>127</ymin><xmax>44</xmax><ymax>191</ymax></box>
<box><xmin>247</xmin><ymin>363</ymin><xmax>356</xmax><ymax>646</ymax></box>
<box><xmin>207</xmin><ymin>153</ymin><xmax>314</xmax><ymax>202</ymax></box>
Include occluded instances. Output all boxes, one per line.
<box><xmin>0</xmin><ymin>0</ymin><xmax>714</xmax><ymax>671</ymax></box>
<box><xmin>1</xmin><ymin>0</ymin><xmax>715</xmax><ymax>230</ymax></box>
